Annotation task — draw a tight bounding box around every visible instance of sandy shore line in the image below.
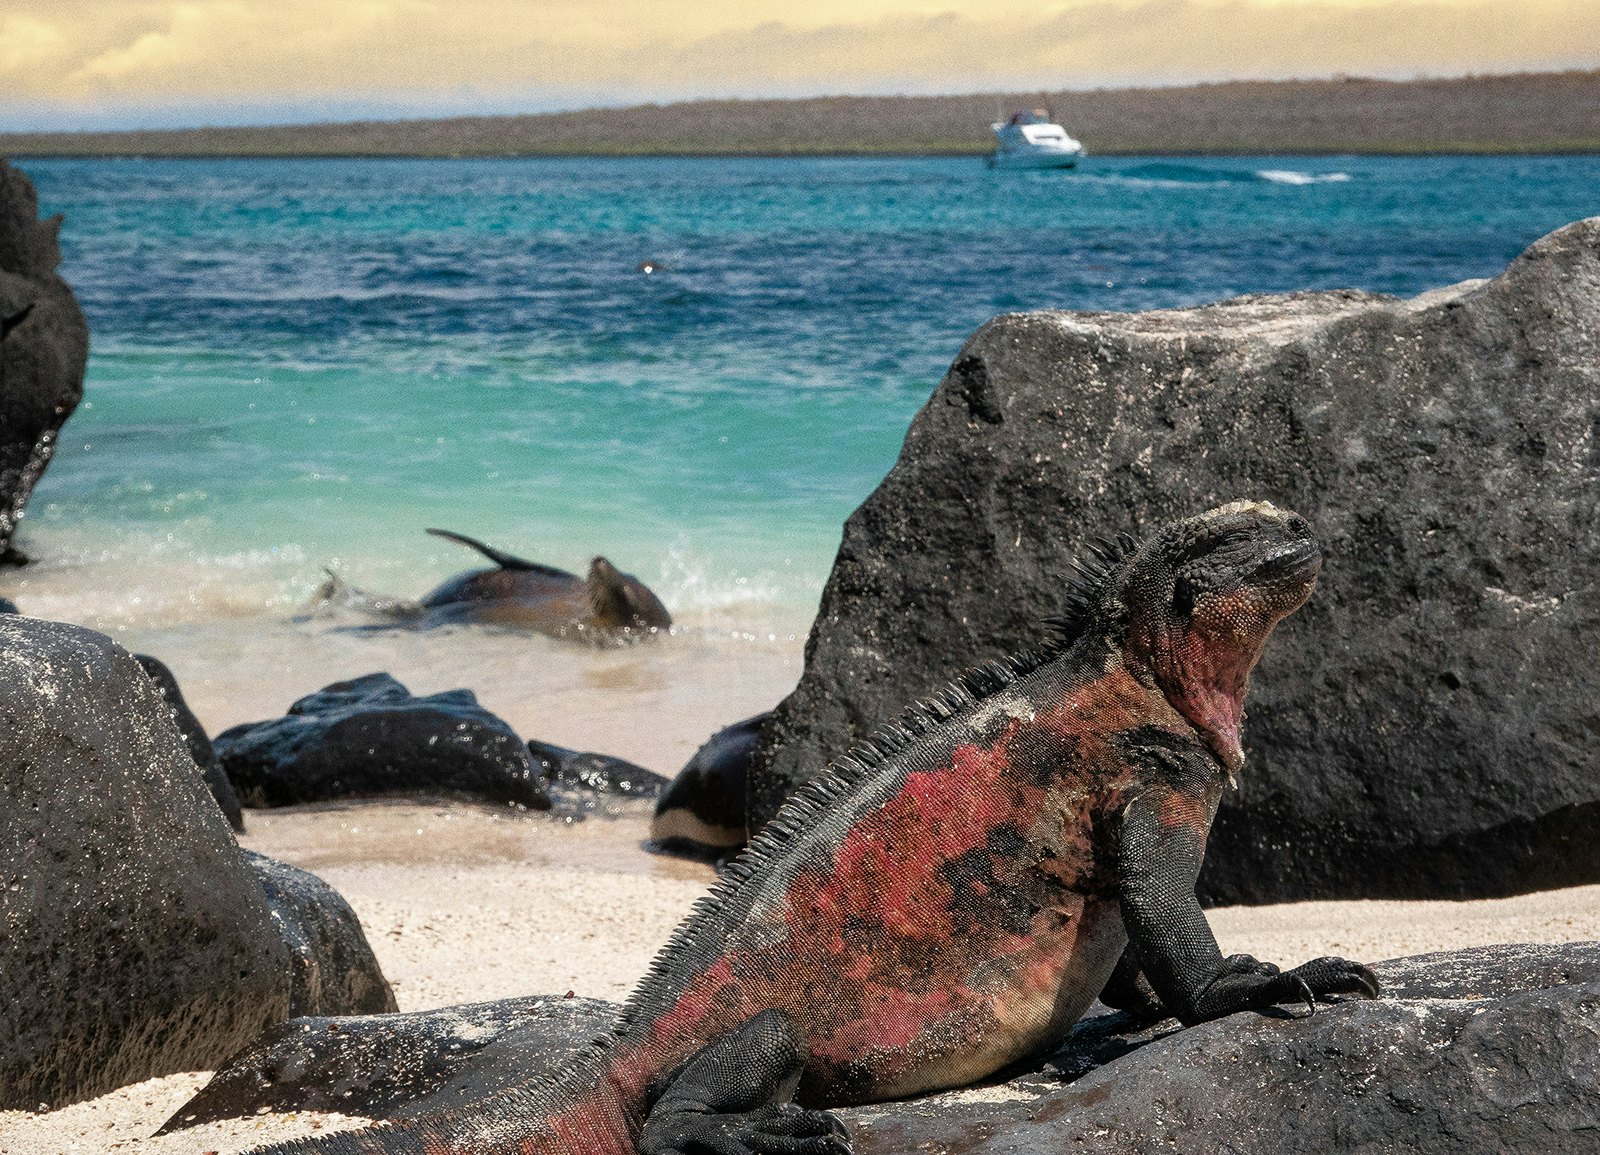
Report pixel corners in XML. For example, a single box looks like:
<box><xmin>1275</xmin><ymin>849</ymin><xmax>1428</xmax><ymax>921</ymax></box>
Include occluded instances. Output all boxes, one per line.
<box><xmin>5</xmin><ymin>800</ymin><xmax>1598</xmax><ymax>1155</ymax></box>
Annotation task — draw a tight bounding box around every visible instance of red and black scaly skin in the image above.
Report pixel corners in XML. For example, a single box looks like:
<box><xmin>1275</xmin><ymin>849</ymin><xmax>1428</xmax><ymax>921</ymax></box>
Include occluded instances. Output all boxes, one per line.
<box><xmin>252</xmin><ymin>501</ymin><xmax>1378</xmax><ymax>1155</ymax></box>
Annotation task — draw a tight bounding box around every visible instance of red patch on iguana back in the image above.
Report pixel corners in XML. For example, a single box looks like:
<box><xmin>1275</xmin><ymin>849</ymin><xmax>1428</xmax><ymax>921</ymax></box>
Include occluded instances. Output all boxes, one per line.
<box><xmin>516</xmin><ymin>665</ymin><xmax>1185</xmax><ymax>1146</ymax></box>
<box><xmin>628</xmin><ymin>665</ymin><xmax>1168</xmax><ymax>1102</ymax></box>
<box><xmin>630</xmin><ymin>732</ymin><xmax>1044</xmax><ymax>1089</ymax></box>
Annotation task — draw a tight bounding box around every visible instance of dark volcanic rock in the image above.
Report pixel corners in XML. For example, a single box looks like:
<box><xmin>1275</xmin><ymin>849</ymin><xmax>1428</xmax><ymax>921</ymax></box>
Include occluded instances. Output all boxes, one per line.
<box><xmin>652</xmin><ymin>711</ymin><xmax>768</xmax><ymax>852</ymax></box>
<box><xmin>527</xmin><ymin>738</ymin><xmax>669</xmax><ymax>797</ymax></box>
<box><xmin>0</xmin><ymin>616</ymin><xmax>292</xmax><ymax>1109</ymax></box>
<box><xmin>134</xmin><ymin>652</ymin><xmax>245</xmax><ymax>832</ymax></box>
<box><xmin>215</xmin><ymin>672</ymin><xmax>550</xmax><ymax>810</ymax></box>
<box><xmin>753</xmin><ymin>218</ymin><xmax>1600</xmax><ymax>903</ymax></box>
<box><xmin>0</xmin><ymin>595</ymin><xmax>16</xmax><ymax>612</ymax></box>
<box><xmin>0</xmin><ymin>159</ymin><xmax>88</xmax><ymax>557</ymax></box>
<box><xmin>244</xmin><ymin>851</ymin><xmax>397</xmax><ymax>1018</ymax></box>
<box><xmin>165</xmin><ymin>994</ymin><xmax>617</xmax><ymax>1130</ymax></box>
<box><xmin>164</xmin><ymin>942</ymin><xmax>1600</xmax><ymax>1155</ymax></box>
<box><xmin>840</xmin><ymin>941</ymin><xmax>1600</xmax><ymax>1154</ymax></box>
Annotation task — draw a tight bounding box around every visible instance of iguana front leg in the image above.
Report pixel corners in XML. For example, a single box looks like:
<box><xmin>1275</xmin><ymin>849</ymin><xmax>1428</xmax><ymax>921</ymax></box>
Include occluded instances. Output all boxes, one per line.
<box><xmin>1098</xmin><ymin>942</ymin><xmax>1169</xmax><ymax>1020</ymax></box>
<box><xmin>1116</xmin><ymin>787</ymin><xmax>1379</xmax><ymax>1026</ymax></box>
<box><xmin>637</xmin><ymin>1009</ymin><xmax>852</xmax><ymax>1155</ymax></box>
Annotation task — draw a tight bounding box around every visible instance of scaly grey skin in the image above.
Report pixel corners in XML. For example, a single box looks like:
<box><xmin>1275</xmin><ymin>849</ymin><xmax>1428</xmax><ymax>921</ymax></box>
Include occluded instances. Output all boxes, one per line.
<box><xmin>251</xmin><ymin>501</ymin><xmax>1377</xmax><ymax>1155</ymax></box>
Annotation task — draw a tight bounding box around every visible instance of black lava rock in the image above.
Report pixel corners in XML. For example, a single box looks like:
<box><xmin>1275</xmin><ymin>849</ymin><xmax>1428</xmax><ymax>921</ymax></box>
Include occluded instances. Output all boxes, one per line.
<box><xmin>163</xmin><ymin>941</ymin><xmax>1600</xmax><ymax>1155</ymax></box>
<box><xmin>244</xmin><ymin>851</ymin><xmax>397</xmax><ymax>1019</ymax></box>
<box><xmin>215</xmin><ymin>672</ymin><xmax>550</xmax><ymax>810</ymax></box>
<box><xmin>164</xmin><ymin>994</ymin><xmax>617</xmax><ymax>1130</ymax></box>
<box><xmin>0</xmin><ymin>595</ymin><xmax>16</xmax><ymax>612</ymax></box>
<box><xmin>0</xmin><ymin>616</ymin><xmax>292</xmax><ymax>1109</ymax></box>
<box><xmin>652</xmin><ymin>712</ymin><xmax>768</xmax><ymax>852</ymax></box>
<box><xmin>752</xmin><ymin>218</ymin><xmax>1600</xmax><ymax>903</ymax></box>
<box><xmin>527</xmin><ymin>738</ymin><xmax>669</xmax><ymax>797</ymax></box>
<box><xmin>0</xmin><ymin>159</ymin><xmax>88</xmax><ymax>558</ymax></box>
<box><xmin>840</xmin><ymin>941</ymin><xmax>1600</xmax><ymax>1154</ymax></box>
<box><xmin>133</xmin><ymin>652</ymin><xmax>245</xmax><ymax>832</ymax></box>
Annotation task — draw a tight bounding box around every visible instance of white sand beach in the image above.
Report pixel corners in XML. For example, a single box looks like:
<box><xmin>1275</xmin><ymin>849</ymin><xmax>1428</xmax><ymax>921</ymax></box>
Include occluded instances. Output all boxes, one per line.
<box><xmin>5</xmin><ymin>795</ymin><xmax>1599</xmax><ymax>1155</ymax></box>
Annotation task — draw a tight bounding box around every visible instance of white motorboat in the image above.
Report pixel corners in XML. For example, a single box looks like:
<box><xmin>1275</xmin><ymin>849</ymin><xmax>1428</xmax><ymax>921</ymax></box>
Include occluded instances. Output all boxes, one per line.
<box><xmin>989</xmin><ymin>109</ymin><xmax>1085</xmax><ymax>170</ymax></box>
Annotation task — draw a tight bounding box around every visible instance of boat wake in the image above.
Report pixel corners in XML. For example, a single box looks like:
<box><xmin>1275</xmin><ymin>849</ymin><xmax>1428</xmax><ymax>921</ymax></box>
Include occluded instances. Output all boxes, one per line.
<box><xmin>1257</xmin><ymin>169</ymin><xmax>1354</xmax><ymax>185</ymax></box>
<box><xmin>1098</xmin><ymin>162</ymin><xmax>1353</xmax><ymax>188</ymax></box>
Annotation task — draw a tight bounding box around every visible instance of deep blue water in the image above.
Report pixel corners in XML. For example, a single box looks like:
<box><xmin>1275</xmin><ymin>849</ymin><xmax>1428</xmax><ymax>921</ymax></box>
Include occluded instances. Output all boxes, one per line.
<box><xmin>16</xmin><ymin>154</ymin><xmax>1600</xmax><ymax>625</ymax></box>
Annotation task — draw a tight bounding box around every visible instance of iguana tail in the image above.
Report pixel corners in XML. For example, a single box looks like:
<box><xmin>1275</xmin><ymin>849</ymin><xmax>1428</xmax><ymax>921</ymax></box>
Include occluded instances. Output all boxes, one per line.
<box><xmin>246</xmin><ymin>1119</ymin><xmax>438</xmax><ymax>1153</ymax></box>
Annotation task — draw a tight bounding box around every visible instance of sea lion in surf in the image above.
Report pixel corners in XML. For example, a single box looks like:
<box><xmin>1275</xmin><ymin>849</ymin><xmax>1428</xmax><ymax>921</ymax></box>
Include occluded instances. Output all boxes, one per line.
<box><xmin>305</xmin><ymin>530</ymin><xmax>672</xmax><ymax>642</ymax></box>
<box><xmin>419</xmin><ymin>528</ymin><xmax>671</xmax><ymax>640</ymax></box>
<box><xmin>303</xmin><ymin>572</ymin><xmax>427</xmax><ymax>622</ymax></box>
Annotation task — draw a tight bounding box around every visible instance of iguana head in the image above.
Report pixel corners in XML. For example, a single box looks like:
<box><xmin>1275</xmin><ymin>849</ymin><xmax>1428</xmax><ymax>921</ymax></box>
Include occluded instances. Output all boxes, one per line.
<box><xmin>1111</xmin><ymin>500</ymin><xmax>1320</xmax><ymax>771</ymax></box>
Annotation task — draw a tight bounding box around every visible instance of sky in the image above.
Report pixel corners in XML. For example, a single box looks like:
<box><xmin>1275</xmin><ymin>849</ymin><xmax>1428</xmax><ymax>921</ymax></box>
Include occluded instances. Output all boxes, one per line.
<box><xmin>2</xmin><ymin>0</ymin><xmax>1598</xmax><ymax>131</ymax></box>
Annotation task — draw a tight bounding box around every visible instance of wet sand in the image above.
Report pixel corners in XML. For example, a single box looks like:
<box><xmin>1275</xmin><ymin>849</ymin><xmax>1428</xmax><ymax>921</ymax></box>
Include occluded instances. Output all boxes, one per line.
<box><xmin>5</xmin><ymin>799</ymin><xmax>1599</xmax><ymax>1155</ymax></box>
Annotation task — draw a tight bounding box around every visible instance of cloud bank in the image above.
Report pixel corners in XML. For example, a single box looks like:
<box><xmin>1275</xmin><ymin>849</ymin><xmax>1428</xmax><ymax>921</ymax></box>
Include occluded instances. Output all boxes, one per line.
<box><xmin>2</xmin><ymin>0</ymin><xmax>1596</xmax><ymax>129</ymax></box>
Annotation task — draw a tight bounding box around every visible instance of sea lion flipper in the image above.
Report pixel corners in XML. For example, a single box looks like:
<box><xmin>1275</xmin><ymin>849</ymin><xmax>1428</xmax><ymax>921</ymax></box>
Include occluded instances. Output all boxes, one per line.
<box><xmin>424</xmin><ymin>528</ymin><xmax>549</xmax><ymax>572</ymax></box>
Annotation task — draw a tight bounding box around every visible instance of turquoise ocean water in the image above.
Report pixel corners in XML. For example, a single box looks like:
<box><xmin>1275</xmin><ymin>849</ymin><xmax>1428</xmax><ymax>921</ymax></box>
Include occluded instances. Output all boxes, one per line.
<box><xmin>7</xmin><ymin>155</ymin><xmax>1600</xmax><ymax>759</ymax></box>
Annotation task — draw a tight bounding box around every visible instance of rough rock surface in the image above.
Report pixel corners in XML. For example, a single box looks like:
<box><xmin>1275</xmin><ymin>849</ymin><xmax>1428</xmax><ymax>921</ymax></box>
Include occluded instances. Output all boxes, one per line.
<box><xmin>134</xmin><ymin>652</ymin><xmax>245</xmax><ymax>832</ymax></box>
<box><xmin>244</xmin><ymin>851</ymin><xmax>397</xmax><ymax>1019</ymax></box>
<box><xmin>753</xmin><ymin>218</ymin><xmax>1600</xmax><ymax>904</ymax></box>
<box><xmin>0</xmin><ymin>159</ymin><xmax>88</xmax><ymax>558</ymax></box>
<box><xmin>165</xmin><ymin>995</ymin><xmax>617</xmax><ymax>1131</ymax></box>
<box><xmin>526</xmin><ymin>738</ymin><xmax>668</xmax><ymax>797</ymax></box>
<box><xmin>162</xmin><ymin>942</ymin><xmax>1600</xmax><ymax>1155</ymax></box>
<box><xmin>0</xmin><ymin>616</ymin><xmax>292</xmax><ymax>1109</ymax></box>
<box><xmin>215</xmin><ymin>672</ymin><xmax>549</xmax><ymax>810</ymax></box>
<box><xmin>841</xmin><ymin>941</ymin><xmax>1600</xmax><ymax>1154</ymax></box>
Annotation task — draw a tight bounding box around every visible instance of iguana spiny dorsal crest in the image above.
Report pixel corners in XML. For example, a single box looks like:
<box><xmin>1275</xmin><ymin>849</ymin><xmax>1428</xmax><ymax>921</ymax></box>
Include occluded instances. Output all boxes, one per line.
<box><xmin>253</xmin><ymin>500</ymin><xmax>1377</xmax><ymax>1155</ymax></box>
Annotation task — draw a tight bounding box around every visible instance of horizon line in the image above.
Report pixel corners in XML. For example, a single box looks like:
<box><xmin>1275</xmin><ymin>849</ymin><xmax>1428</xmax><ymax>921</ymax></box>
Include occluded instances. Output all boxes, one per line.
<box><xmin>5</xmin><ymin>66</ymin><xmax>1597</xmax><ymax>137</ymax></box>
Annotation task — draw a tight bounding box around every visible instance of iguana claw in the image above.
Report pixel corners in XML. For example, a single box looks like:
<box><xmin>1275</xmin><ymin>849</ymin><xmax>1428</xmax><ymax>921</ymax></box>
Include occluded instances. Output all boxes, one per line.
<box><xmin>1282</xmin><ymin>975</ymin><xmax>1317</xmax><ymax>1017</ymax></box>
<box><xmin>1288</xmin><ymin>956</ymin><xmax>1383</xmax><ymax>1002</ymax></box>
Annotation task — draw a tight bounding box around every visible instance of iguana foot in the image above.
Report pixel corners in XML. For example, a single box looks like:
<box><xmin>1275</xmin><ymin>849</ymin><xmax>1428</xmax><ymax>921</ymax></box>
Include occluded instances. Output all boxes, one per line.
<box><xmin>642</xmin><ymin>1101</ymin><xmax>850</xmax><ymax>1155</ymax></box>
<box><xmin>638</xmin><ymin>1009</ymin><xmax>852</xmax><ymax>1155</ymax></box>
<box><xmin>1192</xmin><ymin>954</ymin><xmax>1379</xmax><ymax>1022</ymax></box>
<box><xmin>1285</xmin><ymin>955</ymin><xmax>1382</xmax><ymax>1006</ymax></box>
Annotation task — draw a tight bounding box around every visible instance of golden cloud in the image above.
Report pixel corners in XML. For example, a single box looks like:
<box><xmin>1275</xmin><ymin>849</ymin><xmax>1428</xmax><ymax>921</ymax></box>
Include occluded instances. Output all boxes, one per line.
<box><xmin>1</xmin><ymin>0</ymin><xmax>1595</xmax><ymax>107</ymax></box>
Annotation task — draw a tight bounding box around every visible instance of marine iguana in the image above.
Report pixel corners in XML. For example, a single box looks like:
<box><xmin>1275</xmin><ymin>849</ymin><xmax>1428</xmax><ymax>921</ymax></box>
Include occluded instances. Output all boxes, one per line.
<box><xmin>254</xmin><ymin>500</ymin><xmax>1378</xmax><ymax>1155</ymax></box>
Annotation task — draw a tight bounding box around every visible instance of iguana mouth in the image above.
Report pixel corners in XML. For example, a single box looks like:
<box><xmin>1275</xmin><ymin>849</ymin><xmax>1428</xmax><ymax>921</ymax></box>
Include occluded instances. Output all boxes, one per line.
<box><xmin>1247</xmin><ymin>538</ymin><xmax>1321</xmax><ymax>585</ymax></box>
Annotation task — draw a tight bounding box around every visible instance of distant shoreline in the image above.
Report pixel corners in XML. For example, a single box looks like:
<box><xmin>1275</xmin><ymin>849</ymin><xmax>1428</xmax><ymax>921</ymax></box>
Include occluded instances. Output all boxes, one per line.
<box><xmin>5</xmin><ymin>71</ymin><xmax>1598</xmax><ymax>159</ymax></box>
<box><xmin>8</xmin><ymin>146</ymin><xmax>1599</xmax><ymax>161</ymax></box>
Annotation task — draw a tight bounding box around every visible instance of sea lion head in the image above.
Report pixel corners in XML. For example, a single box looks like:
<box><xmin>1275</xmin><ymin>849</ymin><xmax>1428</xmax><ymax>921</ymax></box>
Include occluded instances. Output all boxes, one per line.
<box><xmin>586</xmin><ymin>557</ymin><xmax>672</xmax><ymax>635</ymax></box>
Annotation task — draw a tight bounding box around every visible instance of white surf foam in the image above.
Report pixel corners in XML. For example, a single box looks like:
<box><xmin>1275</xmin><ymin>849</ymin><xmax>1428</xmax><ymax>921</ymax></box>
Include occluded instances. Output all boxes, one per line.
<box><xmin>1257</xmin><ymin>170</ymin><xmax>1353</xmax><ymax>185</ymax></box>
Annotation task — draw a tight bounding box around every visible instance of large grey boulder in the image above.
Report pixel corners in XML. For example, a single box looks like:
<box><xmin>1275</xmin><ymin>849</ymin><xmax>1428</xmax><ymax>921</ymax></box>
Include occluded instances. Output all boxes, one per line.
<box><xmin>753</xmin><ymin>217</ymin><xmax>1600</xmax><ymax>904</ymax></box>
<box><xmin>0</xmin><ymin>616</ymin><xmax>292</xmax><ymax>1109</ymax></box>
<box><xmin>0</xmin><ymin>159</ymin><xmax>88</xmax><ymax>561</ymax></box>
